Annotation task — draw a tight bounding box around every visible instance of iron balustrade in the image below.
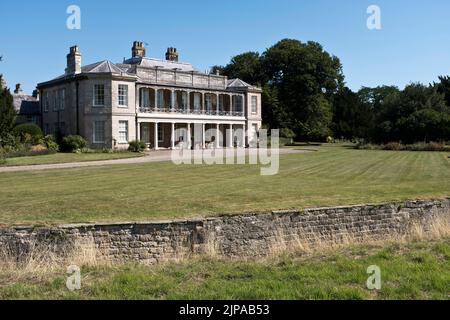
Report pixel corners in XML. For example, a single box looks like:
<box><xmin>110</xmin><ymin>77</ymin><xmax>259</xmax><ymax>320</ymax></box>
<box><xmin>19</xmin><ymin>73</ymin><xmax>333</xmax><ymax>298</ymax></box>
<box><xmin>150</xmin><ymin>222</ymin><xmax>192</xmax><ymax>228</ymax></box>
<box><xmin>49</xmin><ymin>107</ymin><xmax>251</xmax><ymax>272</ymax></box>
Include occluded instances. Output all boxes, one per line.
<box><xmin>138</xmin><ymin>107</ymin><xmax>244</xmax><ymax>117</ymax></box>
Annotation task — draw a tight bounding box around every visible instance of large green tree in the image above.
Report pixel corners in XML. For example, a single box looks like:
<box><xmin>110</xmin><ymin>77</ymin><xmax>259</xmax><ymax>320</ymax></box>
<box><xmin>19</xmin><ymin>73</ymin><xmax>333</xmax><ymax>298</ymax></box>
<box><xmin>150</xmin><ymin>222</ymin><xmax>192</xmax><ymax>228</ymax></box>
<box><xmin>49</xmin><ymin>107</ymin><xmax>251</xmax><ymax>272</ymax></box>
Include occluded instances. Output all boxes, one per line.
<box><xmin>332</xmin><ymin>86</ymin><xmax>372</xmax><ymax>139</ymax></box>
<box><xmin>218</xmin><ymin>39</ymin><xmax>450</xmax><ymax>143</ymax></box>
<box><xmin>374</xmin><ymin>83</ymin><xmax>450</xmax><ymax>143</ymax></box>
<box><xmin>0</xmin><ymin>75</ymin><xmax>17</xmax><ymax>147</ymax></box>
<box><xmin>222</xmin><ymin>52</ymin><xmax>264</xmax><ymax>86</ymax></box>
<box><xmin>217</xmin><ymin>39</ymin><xmax>343</xmax><ymax>140</ymax></box>
<box><xmin>261</xmin><ymin>39</ymin><xmax>343</xmax><ymax>139</ymax></box>
<box><xmin>434</xmin><ymin>75</ymin><xmax>450</xmax><ymax>107</ymax></box>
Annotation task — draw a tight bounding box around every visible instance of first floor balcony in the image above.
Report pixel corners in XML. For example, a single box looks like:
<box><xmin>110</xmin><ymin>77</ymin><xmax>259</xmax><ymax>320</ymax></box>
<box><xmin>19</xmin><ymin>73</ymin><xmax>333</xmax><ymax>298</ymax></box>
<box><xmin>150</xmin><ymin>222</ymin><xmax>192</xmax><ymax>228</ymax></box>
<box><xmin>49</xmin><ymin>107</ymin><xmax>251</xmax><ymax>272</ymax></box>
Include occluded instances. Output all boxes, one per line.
<box><xmin>138</xmin><ymin>107</ymin><xmax>244</xmax><ymax>117</ymax></box>
<box><xmin>138</xmin><ymin>87</ymin><xmax>245</xmax><ymax>118</ymax></box>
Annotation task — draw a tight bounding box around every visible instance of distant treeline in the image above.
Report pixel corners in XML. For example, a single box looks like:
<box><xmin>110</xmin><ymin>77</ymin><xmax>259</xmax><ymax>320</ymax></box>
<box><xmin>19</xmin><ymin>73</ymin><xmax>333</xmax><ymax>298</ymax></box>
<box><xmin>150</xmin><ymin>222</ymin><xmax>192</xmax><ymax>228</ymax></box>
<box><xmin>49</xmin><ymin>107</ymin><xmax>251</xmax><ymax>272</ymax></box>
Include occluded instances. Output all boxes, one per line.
<box><xmin>213</xmin><ymin>39</ymin><xmax>450</xmax><ymax>143</ymax></box>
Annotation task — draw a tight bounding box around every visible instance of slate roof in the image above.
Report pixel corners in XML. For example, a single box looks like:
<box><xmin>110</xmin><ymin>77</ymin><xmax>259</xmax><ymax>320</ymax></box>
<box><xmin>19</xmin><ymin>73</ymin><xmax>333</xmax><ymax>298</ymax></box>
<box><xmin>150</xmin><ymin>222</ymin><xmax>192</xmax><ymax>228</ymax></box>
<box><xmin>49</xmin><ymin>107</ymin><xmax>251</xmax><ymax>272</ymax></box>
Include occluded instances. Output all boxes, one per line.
<box><xmin>13</xmin><ymin>94</ymin><xmax>40</xmax><ymax>115</ymax></box>
<box><xmin>40</xmin><ymin>60</ymin><xmax>135</xmax><ymax>86</ymax></box>
<box><xmin>81</xmin><ymin>60</ymin><xmax>126</xmax><ymax>74</ymax></box>
<box><xmin>39</xmin><ymin>54</ymin><xmax>261</xmax><ymax>93</ymax></box>
<box><xmin>227</xmin><ymin>78</ymin><xmax>262</xmax><ymax>92</ymax></box>
<box><xmin>123</xmin><ymin>57</ymin><xmax>195</xmax><ymax>72</ymax></box>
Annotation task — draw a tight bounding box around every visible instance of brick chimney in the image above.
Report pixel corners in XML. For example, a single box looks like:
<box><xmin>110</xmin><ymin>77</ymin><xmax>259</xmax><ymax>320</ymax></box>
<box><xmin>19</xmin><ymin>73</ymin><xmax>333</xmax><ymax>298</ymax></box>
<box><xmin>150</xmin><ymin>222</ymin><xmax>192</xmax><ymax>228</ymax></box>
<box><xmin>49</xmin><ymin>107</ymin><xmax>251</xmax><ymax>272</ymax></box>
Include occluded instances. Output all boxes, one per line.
<box><xmin>14</xmin><ymin>83</ymin><xmax>23</xmax><ymax>94</ymax></box>
<box><xmin>132</xmin><ymin>41</ymin><xmax>146</xmax><ymax>58</ymax></box>
<box><xmin>66</xmin><ymin>46</ymin><xmax>82</xmax><ymax>75</ymax></box>
<box><xmin>165</xmin><ymin>47</ymin><xmax>179</xmax><ymax>62</ymax></box>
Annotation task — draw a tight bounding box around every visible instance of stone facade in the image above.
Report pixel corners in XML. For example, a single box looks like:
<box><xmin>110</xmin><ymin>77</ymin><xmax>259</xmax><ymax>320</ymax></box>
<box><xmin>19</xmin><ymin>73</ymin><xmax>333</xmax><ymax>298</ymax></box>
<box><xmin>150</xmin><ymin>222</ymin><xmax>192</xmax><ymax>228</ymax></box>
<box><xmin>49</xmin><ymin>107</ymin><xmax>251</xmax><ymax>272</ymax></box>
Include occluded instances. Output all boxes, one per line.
<box><xmin>37</xmin><ymin>42</ymin><xmax>262</xmax><ymax>149</ymax></box>
<box><xmin>1</xmin><ymin>199</ymin><xmax>448</xmax><ymax>264</ymax></box>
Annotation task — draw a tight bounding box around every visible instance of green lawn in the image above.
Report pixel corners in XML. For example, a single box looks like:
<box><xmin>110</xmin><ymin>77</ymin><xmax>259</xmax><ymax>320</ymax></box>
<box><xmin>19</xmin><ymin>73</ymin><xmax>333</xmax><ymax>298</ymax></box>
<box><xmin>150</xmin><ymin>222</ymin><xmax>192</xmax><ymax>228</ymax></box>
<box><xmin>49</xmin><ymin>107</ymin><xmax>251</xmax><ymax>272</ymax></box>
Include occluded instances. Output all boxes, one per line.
<box><xmin>0</xmin><ymin>144</ymin><xmax>449</xmax><ymax>226</ymax></box>
<box><xmin>1</xmin><ymin>152</ymin><xmax>143</xmax><ymax>167</ymax></box>
<box><xmin>1</xmin><ymin>238</ymin><xmax>448</xmax><ymax>300</ymax></box>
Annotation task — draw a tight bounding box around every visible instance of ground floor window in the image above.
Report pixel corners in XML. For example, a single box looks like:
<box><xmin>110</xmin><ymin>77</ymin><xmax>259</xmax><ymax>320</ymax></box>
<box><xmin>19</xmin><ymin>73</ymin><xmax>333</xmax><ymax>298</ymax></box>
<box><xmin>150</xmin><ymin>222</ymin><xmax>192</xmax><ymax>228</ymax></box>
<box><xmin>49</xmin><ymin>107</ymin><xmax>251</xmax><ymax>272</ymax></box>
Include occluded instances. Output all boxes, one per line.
<box><xmin>158</xmin><ymin>124</ymin><xmax>164</xmax><ymax>143</ymax></box>
<box><xmin>118</xmin><ymin>121</ymin><xmax>128</xmax><ymax>143</ymax></box>
<box><xmin>141</xmin><ymin>123</ymin><xmax>150</xmax><ymax>144</ymax></box>
<box><xmin>93</xmin><ymin>121</ymin><xmax>105</xmax><ymax>143</ymax></box>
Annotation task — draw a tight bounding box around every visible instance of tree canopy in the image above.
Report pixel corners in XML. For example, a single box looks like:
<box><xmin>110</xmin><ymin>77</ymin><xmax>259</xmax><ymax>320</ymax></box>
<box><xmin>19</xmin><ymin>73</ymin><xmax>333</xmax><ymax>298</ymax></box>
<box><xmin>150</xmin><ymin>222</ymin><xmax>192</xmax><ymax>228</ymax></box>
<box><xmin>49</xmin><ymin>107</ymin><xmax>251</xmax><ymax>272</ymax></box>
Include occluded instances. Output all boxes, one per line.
<box><xmin>219</xmin><ymin>39</ymin><xmax>450</xmax><ymax>143</ymax></box>
<box><xmin>0</xmin><ymin>75</ymin><xmax>17</xmax><ymax>147</ymax></box>
<box><xmin>218</xmin><ymin>39</ymin><xmax>344</xmax><ymax>140</ymax></box>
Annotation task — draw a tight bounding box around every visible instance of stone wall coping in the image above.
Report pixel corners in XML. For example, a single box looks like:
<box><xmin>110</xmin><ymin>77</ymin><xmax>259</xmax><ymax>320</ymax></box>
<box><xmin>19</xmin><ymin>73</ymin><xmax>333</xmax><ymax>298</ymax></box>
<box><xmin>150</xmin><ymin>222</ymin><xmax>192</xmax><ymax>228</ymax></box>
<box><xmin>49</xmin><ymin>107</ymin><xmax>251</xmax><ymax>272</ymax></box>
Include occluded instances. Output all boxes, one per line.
<box><xmin>3</xmin><ymin>197</ymin><xmax>449</xmax><ymax>232</ymax></box>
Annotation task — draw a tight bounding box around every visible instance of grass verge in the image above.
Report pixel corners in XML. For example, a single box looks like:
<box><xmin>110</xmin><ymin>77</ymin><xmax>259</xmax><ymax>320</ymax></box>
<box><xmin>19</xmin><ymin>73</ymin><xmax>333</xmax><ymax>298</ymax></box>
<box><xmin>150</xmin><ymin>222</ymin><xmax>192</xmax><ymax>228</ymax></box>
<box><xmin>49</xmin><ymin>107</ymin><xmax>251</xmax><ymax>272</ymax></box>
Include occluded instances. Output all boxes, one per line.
<box><xmin>0</xmin><ymin>238</ymin><xmax>448</xmax><ymax>300</ymax></box>
<box><xmin>0</xmin><ymin>151</ymin><xmax>143</xmax><ymax>167</ymax></box>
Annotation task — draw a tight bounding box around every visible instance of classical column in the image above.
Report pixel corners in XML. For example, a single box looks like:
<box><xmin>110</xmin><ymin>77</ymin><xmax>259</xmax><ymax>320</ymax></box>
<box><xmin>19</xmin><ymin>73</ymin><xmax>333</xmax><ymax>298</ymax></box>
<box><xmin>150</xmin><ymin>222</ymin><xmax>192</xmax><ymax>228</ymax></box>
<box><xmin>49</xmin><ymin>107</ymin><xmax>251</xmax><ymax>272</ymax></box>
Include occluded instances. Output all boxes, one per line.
<box><xmin>187</xmin><ymin>123</ymin><xmax>192</xmax><ymax>149</ymax></box>
<box><xmin>154</xmin><ymin>89</ymin><xmax>158</xmax><ymax>109</ymax></box>
<box><xmin>154</xmin><ymin>122</ymin><xmax>159</xmax><ymax>150</ymax></box>
<box><xmin>216</xmin><ymin>93</ymin><xmax>220</xmax><ymax>114</ymax></box>
<box><xmin>202</xmin><ymin>123</ymin><xmax>206</xmax><ymax>149</ymax></box>
<box><xmin>136</xmin><ymin>86</ymin><xmax>140</xmax><ymax>113</ymax></box>
<box><xmin>228</xmin><ymin>124</ymin><xmax>233</xmax><ymax>148</ymax></box>
<box><xmin>216</xmin><ymin>124</ymin><xmax>220</xmax><ymax>149</ymax></box>
<box><xmin>202</xmin><ymin>92</ymin><xmax>205</xmax><ymax>114</ymax></box>
<box><xmin>229</xmin><ymin>94</ymin><xmax>233</xmax><ymax>115</ymax></box>
<box><xmin>137</xmin><ymin>122</ymin><xmax>141</xmax><ymax>141</ymax></box>
<box><xmin>187</xmin><ymin>91</ymin><xmax>191</xmax><ymax>112</ymax></box>
<box><xmin>171</xmin><ymin>122</ymin><xmax>175</xmax><ymax>149</ymax></box>
<box><xmin>242</xmin><ymin>124</ymin><xmax>246</xmax><ymax>148</ymax></box>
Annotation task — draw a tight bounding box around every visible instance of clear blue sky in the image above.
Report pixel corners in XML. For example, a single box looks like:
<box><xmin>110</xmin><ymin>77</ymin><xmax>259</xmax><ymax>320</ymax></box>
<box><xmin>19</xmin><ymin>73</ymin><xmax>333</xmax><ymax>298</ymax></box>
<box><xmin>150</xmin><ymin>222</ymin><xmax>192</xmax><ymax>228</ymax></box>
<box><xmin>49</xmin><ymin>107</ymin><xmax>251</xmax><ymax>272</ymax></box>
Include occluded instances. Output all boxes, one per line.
<box><xmin>1</xmin><ymin>0</ymin><xmax>449</xmax><ymax>94</ymax></box>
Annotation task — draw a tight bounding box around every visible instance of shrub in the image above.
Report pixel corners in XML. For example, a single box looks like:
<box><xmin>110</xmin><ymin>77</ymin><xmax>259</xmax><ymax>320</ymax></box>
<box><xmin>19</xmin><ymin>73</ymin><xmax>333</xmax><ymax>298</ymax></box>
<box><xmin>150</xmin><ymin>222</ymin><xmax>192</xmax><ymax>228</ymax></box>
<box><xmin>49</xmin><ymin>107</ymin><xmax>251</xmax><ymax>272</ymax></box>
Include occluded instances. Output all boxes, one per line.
<box><xmin>60</xmin><ymin>135</ymin><xmax>87</xmax><ymax>153</ymax></box>
<box><xmin>0</xmin><ymin>153</ymin><xmax>5</xmax><ymax>165</ymax></box>
<box><xmin>13</xmin><ymin>124</ymin><xmax>43</xmax><ymax>144</ymax></box>
<box><xmin>355</xmin><ymin>143</ymin><xmax>377</xmax><ymax>150</ymax></box>
<box><xmin>406</xmin><ymin>142</ymin><xmax>447</xmax><ymax>152</ymax></box>
<box><xmin>128</xmin><ymin>140</ymin><xmax>146</xmax><ymax>152</ymax></box>
<box><xmin>43</xmin><ymin>135</ymin><xmax>59</xmax><ymax>152</ymax></box>
<box><xmin>382</xmin><ymin>142</ymin><xmax>405</xmax><ymax>151</ymax></box>
<box><xmin>280</xmin><ymin>128</ymin><xmax>296</xmax><ymax>139</ymax></box>
<box><xmin>280</xmin><ymin>128</ymin><xmax>296</xmax><ymax>146</ymax></box>
<box><xmin>355</xmin><ymin>141</ymin><xmax>449</xmax><ymax>152</ymax></box>
<box><xmin>326</xmin><ymin>136</ymin><xmax>335</xmax><ymax>144</ymax></box>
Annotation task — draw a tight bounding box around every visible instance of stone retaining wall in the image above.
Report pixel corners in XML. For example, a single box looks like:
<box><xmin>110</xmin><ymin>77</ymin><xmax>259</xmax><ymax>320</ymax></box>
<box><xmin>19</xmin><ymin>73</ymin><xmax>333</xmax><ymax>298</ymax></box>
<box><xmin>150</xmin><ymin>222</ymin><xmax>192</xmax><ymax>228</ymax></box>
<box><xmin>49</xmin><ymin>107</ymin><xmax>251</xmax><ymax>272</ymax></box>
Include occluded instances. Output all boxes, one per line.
<box><xmin>1</xmin><ymin>199</ymin><xmax>449</xmax><ymax>264</ymax></box>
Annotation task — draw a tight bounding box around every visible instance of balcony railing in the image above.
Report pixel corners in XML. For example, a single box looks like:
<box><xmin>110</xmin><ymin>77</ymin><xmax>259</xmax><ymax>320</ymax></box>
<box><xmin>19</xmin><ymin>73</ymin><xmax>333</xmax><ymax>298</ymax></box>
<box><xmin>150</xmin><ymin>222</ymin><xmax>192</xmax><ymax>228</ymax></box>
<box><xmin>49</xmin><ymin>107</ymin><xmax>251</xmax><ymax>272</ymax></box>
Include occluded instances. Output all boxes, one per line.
<box><xmin>139</xmin><ymin>107</ymin><xmax>244</xmax><ymax>117</ymax></box>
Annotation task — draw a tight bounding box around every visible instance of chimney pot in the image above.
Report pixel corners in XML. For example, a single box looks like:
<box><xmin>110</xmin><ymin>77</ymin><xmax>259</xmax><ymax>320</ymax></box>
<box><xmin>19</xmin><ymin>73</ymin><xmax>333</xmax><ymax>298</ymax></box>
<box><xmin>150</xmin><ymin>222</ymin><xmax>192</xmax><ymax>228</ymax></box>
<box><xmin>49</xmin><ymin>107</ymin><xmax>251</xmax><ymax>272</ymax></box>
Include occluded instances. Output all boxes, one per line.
<box><xmin>14</xmin><ymin>83</ymin><xmax>22</xmax><ymax>94</ymax></box>
<box><xmin>165</xmin><ymin>47</ymin><xmax>179</xmax><ymax>62</ymax></box>
<box><xmin>132</xmin><ymin>41</ymin><xmax>146</xmax><ymax>58</ymax></box>
<box><xmin>66</xmin><ymin>45</ymin><xmax>82</xmax><ymax>75</ymax></box>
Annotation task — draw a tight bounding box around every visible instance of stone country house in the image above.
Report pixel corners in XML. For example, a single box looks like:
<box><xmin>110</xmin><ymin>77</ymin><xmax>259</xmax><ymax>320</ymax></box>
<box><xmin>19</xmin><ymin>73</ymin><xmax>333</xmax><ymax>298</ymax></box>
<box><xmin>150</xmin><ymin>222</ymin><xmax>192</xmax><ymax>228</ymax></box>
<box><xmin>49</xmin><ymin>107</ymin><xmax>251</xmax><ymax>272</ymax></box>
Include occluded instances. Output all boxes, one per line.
<box><xmin>11</xmin><ymin>83</ymin><xmax>40</xmax><ymax>126</ymax></box>
<box><xmin>36</xmin><ymin>42</ymin><xmax>263</xmax><ymax>150</ymax></box>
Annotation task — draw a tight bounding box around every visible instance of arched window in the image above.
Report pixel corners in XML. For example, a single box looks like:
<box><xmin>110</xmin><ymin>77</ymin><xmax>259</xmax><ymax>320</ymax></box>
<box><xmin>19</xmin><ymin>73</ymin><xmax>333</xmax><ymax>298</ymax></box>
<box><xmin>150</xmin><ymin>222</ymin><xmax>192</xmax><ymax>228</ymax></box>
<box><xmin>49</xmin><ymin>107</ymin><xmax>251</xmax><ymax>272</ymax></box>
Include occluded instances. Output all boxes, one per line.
<box><xmin>193</xmin><ymin>93</ymin><xmax>201</xmax><ymax>111</ymax></box>
<box><xmin>139</xmin><ymin>88</ymin><xmax>150</xmax><ymax>108</ymax></box>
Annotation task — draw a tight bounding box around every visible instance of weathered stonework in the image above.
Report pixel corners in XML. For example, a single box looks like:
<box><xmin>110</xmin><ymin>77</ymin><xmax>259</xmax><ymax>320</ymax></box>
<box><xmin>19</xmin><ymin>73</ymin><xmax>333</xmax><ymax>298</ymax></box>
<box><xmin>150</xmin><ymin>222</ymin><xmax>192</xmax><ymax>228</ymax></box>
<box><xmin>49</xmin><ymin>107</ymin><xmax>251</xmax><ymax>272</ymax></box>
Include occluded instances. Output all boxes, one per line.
<box><xmin>1</xmin><ymin>199</ymin><xmax>449</xmax><ymax>264</ymax></box>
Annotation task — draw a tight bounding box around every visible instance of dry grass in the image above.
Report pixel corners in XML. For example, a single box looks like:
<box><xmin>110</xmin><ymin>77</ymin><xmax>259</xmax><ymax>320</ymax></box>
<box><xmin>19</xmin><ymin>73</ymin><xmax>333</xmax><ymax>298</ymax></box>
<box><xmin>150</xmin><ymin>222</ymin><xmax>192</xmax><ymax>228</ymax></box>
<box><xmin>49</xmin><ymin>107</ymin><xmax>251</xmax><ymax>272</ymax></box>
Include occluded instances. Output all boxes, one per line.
<box><xmin>0</xmin><ymin>213</ymin><xmax>448</xmax><ymax>300</ymax></box>
<box><xmin>0</xmin><ymin>237</ymin><xmax>109</xmax><ymax>284</ymax></box>
<box><xmin>1</xmin><ymin>209</ymin><xmax>448</xmax><ymax>276</ymax></box>
<box><xmin>264</xmin><ymin>209</ymin><xmax>450</xmax><ymax>259</ymax></box>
